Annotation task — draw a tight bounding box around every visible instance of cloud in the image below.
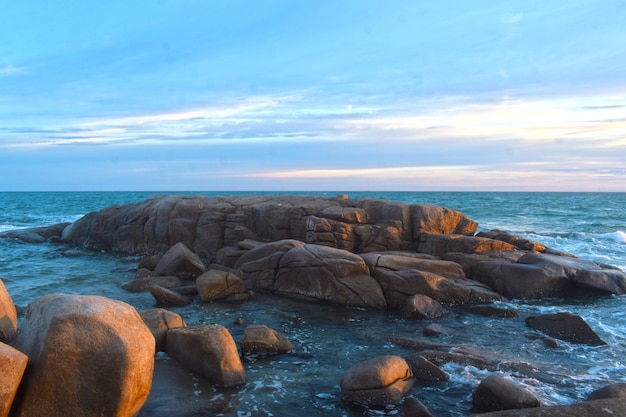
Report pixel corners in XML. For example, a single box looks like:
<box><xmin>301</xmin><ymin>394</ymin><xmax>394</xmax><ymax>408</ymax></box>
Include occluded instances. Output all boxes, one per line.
<box><xmin>500</xmin><ymin>12</ymin><xmax>523</xmax><ymax>24</ymax></box>
<box><xmin>0</xmin><ymin>65</ymin><xmax>20</xmax><ymax>77</ymax></box>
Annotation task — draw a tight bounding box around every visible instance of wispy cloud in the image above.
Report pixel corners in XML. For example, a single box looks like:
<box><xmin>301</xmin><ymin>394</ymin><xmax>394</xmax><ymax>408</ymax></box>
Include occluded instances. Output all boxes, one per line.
<box><xmin>0</xmin><ymin>65</ymin><xmax>20</xmax><ymax>77</ymax></box>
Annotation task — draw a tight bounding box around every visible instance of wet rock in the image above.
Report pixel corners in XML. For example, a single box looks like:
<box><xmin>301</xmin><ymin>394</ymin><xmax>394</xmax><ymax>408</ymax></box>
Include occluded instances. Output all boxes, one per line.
<box><xmin>465</xmin><ymin>305</ymin><xmax>519</xmax><ymax>318</ymax></box>
<box><xmin>137</xmin><ymin>254</ymin><xmax>162</xmax><ymax>271</ymax></box>
<box><xmin>417</xmin><ymin>232</ymin><xmax>516</xmax><ymax>257</ymax></box>
<box><xmin>470</xmin><ymin>398</ymin><xmax>626</xmax><ymax>416</ymax></box>
<box><xmin>418</xmin><ymin>350</ymin><xmax>498</xmax><ymax>371</ymax></box>
<box><xmin>0</xmin><ymin>279</ymin><xmax>17</xmax><ymax>343</ymax></box>
<box><xmin>398</xmin><ymin>397</ymin><xmax>435</xmax><ymax>417</ymax></box>
<box><xmin>13</xmin><ymin>294</ymin><xmax>155</xmax><ymax>417</ymax></box>
<box><xmin>0</xmin><ymin>342</ymin><xmax>28</xmax><ymax>417</ymax></box>
<box><xmin>166</xmin><ymin>325</ymin><xmax>246</xmax><ymax>387</ymax></box>
<box><xmin>472</xmin><ymin>374</ymin><xmax>541</xmax><ymax>412</ymax></box>
<box><xmin>375</xmin><ymin>269</ymin><xmax>504</xmax><ymax>309</ymax></box>
<box><xmin>587</xmin><ymin>383</ymin><xmax>626</xmax><ymax>401</ymax></box>
<box><xmin>135</xmin><ymin>267</ymin><xmax>159</xmax><ymax>279</ymax></box>
<box><xmin>139</xmin><ymin>308</ymin><xmax>186</xmax><ymax>353</ymax></box>
<box><xmin>340</xmin><ymin>355</ymin><xmax>415</xmax><ymax>406</ymax></box>
<box><xmin>525</xmin><ymin>312</ymin><xmax>606</xmax><ymax>345</ymax></box>
<box><xmin>122</xmin><ymin>275</ymin><xmax>182</xmax><ymax>292</ymax></box>
<box><xmin>155</xmin><ymin>242</ymin><xmax>206</xmax><ymax>279</ymax></box>
<box><xmin>149</xmin><ymin>285</ymin><xmax>193</xmax><ymax>307</ymax></box>
<box><xmin>404</xmin><ymin>354</ymin><xmax>449</xmax><ymax>385</ymax></box>
<box><xmin>402</xmin><ymin>294</ymin><xmax>448</xmax><ymax>319</ymax></box>
<box><xmin>423</xmin><ymin>323</ymin><xmax>455</xmax><ymax>336</ymax></box>
<box><xmin>196</xmin><ymin>269</ymin><xmax>245</xmax><ymax>302</ymax></box>
<box><xmin>240</xmin><ymin>325</ymin><xmax>294</xmax><ymax>355</ymax></box>
<box><xmin>525</xmin><ymin>333</ymin><xmax>560</xmax><ymax>348</ymax></box>
<box><xmin>0</xmin><ymin>222</ymin><xmax>70</xmax><ymax>244</ymax></box>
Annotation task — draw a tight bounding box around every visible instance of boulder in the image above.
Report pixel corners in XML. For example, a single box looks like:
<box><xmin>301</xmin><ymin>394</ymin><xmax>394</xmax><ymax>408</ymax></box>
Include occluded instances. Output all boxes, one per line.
<box><xmin>398</xmin><ymin>398</ymin><xmax>435</xmax><ymax>417</ymax></box>
<box><xmin>361</xmin><ymin>251</ymin><xmax>466</xmax><ymax>280</ymax></box>
<box><xmin>417</xmin><ymin>232</ymin><xmax>516</xmax><ymax>257</ymax></box>
<box><xmin>240</xmin><ymin>325</ymin><xmax>294</xmax><ymax>354</ymax></box>
<box><xmin>166</xmin><ymin>325</ymin><xmax>246</xmax><ymax>387</ymax></box>
<box><xmin>374</xmin><ymin>269</ymin><xmax>504</xmax><ymax>309</ymax></box>
<box><xmin>196</xmin><ymin>269</ymin><xmax>245</xmax><ymax>302</ymax></box>
<box><xmin>236</xmin><ymin>239</ymin><xmax>306</xmax><ymax>291</ymax></box>
<box><xmin>0</xmin><ymin>222</ymin><xmax>70</xmax><ymax>244</ymax></box>
<box><xmin>587</xmin><ymin>383</ymin><xmax>626</xmax><ymax>400</ymax></box>
<box><xmin>0</xmin><ymin>279</ymin><xmax>17</xmax><ymax>343</ymax></box>
<box><xmin>471</xmin><ymin>398</ymin><xmax>626</xmax><ymax>416</ymax></box>
<box><xmin>411</xmin><ymin>204</ymin><xmax>478</xmax><ymax>237</ymax></box>
<box><xmin>472</xmin><ymin>374</ymin><xmax>541</xmax><ymax>412</ymax></box>
<box><xmin>470</xmin><ymin>253</ymin><xmax>626</xmax><ymax>299</ymax></box>
<box><xmin>0</xmin><ymin>342</ymin><xmax>28</xmax><ymax>417</ymax></box>
<box><xmin>423</xmin><ymin>323</ymin><xmax>456</xmax><ymax>336</ymax></box>
<box><xmin>272</xmin><ymin>244</ymin><xmax>387</xmax><ymax>308</ymax></box>
<box><xmin>525</xmin><ymin>312</ymin><xmax>606</xmax><ymax>345</ymax></box>
<box><xmin>121</xmin><ymin>275</ymin><xmax>183</xmax><ymax>292</ymax></box>
<box><xmin>139</xmin><ymin>308</ymin><xmax>186</xmax><ymax>352</ymax></box>
<box><xmin>404</xmin><ymin>354</ymin><xmax>449</xmax><ymax>385</ymax></box>
<box><xmin>13</xmin><ymin>294</ymin><xmax>155</xmax><ymax>417</ymax></box>
<box><xmin>149</xmin><ymin>285</ymin><xmax>193</xmax><ymax>307</ymax></box>
<box><xmin>340</xmin><ymin>355</ymin><xmax>415</xmax><ymax>406</ymax></box>
<box><xmin>402</xmin><ymin>294</ymin><xmax>448</xmax><ymax>319</ymax></box>
<box><xmin>154</xmin><ymin>242</ymin><xmax>205</xmax><ymax>279</ymax></box>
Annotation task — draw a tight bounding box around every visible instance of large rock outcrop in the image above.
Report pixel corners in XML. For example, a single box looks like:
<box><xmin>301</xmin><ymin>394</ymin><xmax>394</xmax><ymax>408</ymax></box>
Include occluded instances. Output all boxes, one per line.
<box><xmin>12</xmin><ymin>294</ymin><xmax>155</xmax><ymax>417</ymax></box>
<box><xmin>60</xmin><ymin>195</ymin><xmax>477</xmax><ymax>262</ymax></box>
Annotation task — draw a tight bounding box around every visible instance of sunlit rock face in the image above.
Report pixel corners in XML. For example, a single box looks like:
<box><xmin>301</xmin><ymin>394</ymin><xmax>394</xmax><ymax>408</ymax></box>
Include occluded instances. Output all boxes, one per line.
<box><xmin>13</xmin><ymin>294</ymin><xmax>155</xmax><ymax>417</ymax></box>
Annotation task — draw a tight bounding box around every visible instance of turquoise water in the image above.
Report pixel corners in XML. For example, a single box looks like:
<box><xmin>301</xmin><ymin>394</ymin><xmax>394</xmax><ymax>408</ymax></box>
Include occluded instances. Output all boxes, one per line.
<box><xmin>1</xmin><ymin>191</ymin><xmax>626</xmax><ymax>416</ymax></box>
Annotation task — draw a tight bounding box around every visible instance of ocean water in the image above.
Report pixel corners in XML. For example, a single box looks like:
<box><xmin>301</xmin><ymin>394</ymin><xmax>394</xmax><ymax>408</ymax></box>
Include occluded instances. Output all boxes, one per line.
<box><xmin>1</xmin><ymin>191</ymin><xmax>626</xmax><ymax>416</ymax></box>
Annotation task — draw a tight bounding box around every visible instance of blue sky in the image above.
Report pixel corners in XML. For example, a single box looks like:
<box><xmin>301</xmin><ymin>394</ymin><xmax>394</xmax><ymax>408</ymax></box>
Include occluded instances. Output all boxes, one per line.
<box><xmin>1</xmin><ymin>1</ymin><xmax>625</xmax><ymax>191</ymax></box>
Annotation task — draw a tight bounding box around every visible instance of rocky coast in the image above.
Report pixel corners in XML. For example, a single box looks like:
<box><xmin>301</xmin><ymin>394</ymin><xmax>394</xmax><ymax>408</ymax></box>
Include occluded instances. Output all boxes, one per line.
<box><xmin>1</xmin><ymin>194</ymin><xmax>626</xmax><ymax>416</ymax></box>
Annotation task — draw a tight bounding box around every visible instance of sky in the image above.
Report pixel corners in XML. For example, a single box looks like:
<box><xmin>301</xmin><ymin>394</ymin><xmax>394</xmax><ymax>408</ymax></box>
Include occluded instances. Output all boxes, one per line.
<box><xmin>1</xmin><ymin>0</ymin><xmax>625</xmax><ymax>191</ymax></box>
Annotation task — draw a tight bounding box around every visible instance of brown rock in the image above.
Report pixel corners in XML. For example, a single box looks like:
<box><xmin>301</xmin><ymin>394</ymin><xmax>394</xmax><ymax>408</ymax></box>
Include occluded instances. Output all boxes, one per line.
<box><xmin>0</xmin><ymin>279</ymin><xmax>17</xmax><ymax>343</ymax></box>
<box><xmin>240</xmin><ymin>325</ymin><xmax>294</xmax><ymax>354</ymax></box>
<box><xmin>374</xmin><ymin>269</ymin><xmax>504</xmax><ymax>309</ymax></box>
<box><xmin>411</xmin><ymin>204</ymin><xmax>478</xmax><ymax>237</ymax></box>
<box><xmin>417</xmin><ymin>232</ymin><xmax>517</xmax><ymax>257</ymax></box>
<box><xmin>149</xmin><ymin>285</ymin><xmax>193</xmax><ymax>307</ymax></box>
<box><xmin>0</xmin><ymin>342</ymin><xmax>28</xmax><ymax>417</ymax></box>
<box><xmin>236</xmin><ymin>239</ymin><xmax>305</xmax><ymax>291</ymax></box>
<box><xmin>423</xmin><ymin>323</ymin><xmax>456</xmax><ymax>336</ymax></box>
<box><xmin>361</xmin><ymin>251</ymin><xmax>466</xmax><ymax>280</ymax></box>
<box><xmin>154</xmin><ymin>242</ymin><xmax>205</xmax><ymax>279</ymax></box>
<box><xmin>466</xmin><ymin>305</ymin><xmax>519</xmax><ymax>318</ymax></box>
<box><xmin>196</xmin><ymin>269</ymin><xmax>245</xmax><ymax>302</ymax></box>
<box><xmin>139</xmin><ymin>308</ymin><xmax>186</xmax><ymax>352</ymax></box>
<box><xmin>525</xmin><ymin>312</ymin><xmax>606</xmax><ymax>345</ymax></box>
<box><xmin>402</xmin><ymin>294</ymin><xmax>448</xmax><ymax>319</ymax></box>
<box><xmin>472</xmin><ymin>374</ymin><xmax>541</xmax><ymax>412</ymax></box>
<box><xmin>404</xmin><ymin>354</ymin><xmax>450</xmax><ymax>385</ymax></box>
<box><xmin>340</xmin><ymin>355</ymin><xmax>415</xmax><ymax>406</ymax></box>
<box><xmin>166</xmin><ymin>325</ymin><xmax>246</xmax><ymax>387</ymax></box>
<box><xmin>122</xmin><ymin>275</ymin><xmax>182</xmax><ymax>292</ymax></box>
<box><xmin>398</xmin><ymin>397</ymin><xmax>435</xmax><ymax>417</ymax></box>
<box><xmin>587</xmin><ymin>383</ymin><xmax>626</xmax><ymax>401</ymax></box>
<box><xmin>13</xmin><ymin>294</ymin><xmax>155</xmax><ymax>417</ymax></box>
<box><xmin>273</xmin><ymin>244</ymin><xmax>387</xmax><ymax>308</ymax></box>
<box><xmin>471</xmin><ymin>398</ymin><xmax>626</xmax><ymax>416</ymax></box>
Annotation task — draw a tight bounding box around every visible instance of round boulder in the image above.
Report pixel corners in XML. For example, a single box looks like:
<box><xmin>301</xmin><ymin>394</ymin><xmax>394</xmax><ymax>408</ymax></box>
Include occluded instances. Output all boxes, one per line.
<box><xmin>472</xmin><ymin>374</ymin><xmax>541</xmax><ymax>412</ymax></box>
<box><xmin>240</xmin><ymin>325</ymin><xmax>294</xmax><ymax>355</ymax></box>
<box><xmin>13</xmin><ymin>294</ymin><xmax>155</xmax><ymax>417</ymax></box>
<box><xmin>340</xmin><ymin>355</ymin><xmax>415</xmax><ymax>406</ymax></box>
<box><xmin>402</xmin><ymin>294</ymin><xmax>448</xmax><ymax>319</ymax></box>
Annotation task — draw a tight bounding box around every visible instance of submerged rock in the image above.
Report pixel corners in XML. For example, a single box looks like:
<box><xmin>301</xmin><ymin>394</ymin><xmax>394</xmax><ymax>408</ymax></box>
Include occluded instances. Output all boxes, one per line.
<box><xmin>525</xmin><ymin>312</ymin><xmax>606</xmax><ymax>345</ymax></box>
<box><xmin>240</xmin><ymin>325</ymin><xmax>294</xmax><ymax>355</ymax></box>
<box><xmin>402</xmin><ymin>294</ymin><xmax>448</xmax><ymax>319</ymax></box>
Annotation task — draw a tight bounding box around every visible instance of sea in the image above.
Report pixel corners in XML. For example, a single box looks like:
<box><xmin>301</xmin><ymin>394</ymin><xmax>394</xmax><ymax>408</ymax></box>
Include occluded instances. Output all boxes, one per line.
<box><xmin>1</xmin><ymin>191</ymin><xmax>626</xmax><ymax>417</ymax></box>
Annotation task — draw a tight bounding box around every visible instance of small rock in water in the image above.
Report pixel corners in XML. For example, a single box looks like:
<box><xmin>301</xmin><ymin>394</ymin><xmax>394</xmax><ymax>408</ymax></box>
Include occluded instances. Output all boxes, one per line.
<box><xmin>525</xmin><ymin>312</ymin><xmax>606</xmax><ymax>345</ymax></box>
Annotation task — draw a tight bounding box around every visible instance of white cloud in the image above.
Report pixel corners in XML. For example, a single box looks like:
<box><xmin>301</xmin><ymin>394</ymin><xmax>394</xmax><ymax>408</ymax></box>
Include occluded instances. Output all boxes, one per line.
<box><xmin>0</xmin><ymin>65</ymin><xmax>20</xmax><ymax>77</ymax></box>
<box><xmin>500</xmin><ymin>12</ymin><xmax>523</xmax><ymax>24</ymax></box>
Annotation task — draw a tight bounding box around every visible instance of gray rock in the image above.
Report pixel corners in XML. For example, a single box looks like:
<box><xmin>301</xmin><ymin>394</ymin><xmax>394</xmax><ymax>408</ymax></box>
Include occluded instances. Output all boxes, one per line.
<box><xmin>472</xmin><ymin>374</ymin><xmax>541</xmax><ymax>412</ymax></box>
<box><xmin>525</xmin><ymin>312</ymin><xmax>606</xmax><ymax>345</ymax></box>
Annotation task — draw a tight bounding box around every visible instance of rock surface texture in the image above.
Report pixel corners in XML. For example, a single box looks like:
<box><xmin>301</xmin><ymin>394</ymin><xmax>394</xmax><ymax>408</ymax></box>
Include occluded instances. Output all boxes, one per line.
<box><xmin>0</xmin><ymin>279</ymin><xmax>17</xmax><ymax>343</ymax></box>
<box><xmin>0</xmin><ymin>342</ymin><xmax>28</xmax><ymax>417</ymax></box>
<box><xmin>13</xmin><ymin>294</ymin><xmax>155</xmax><ymax>417</ymax></box>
